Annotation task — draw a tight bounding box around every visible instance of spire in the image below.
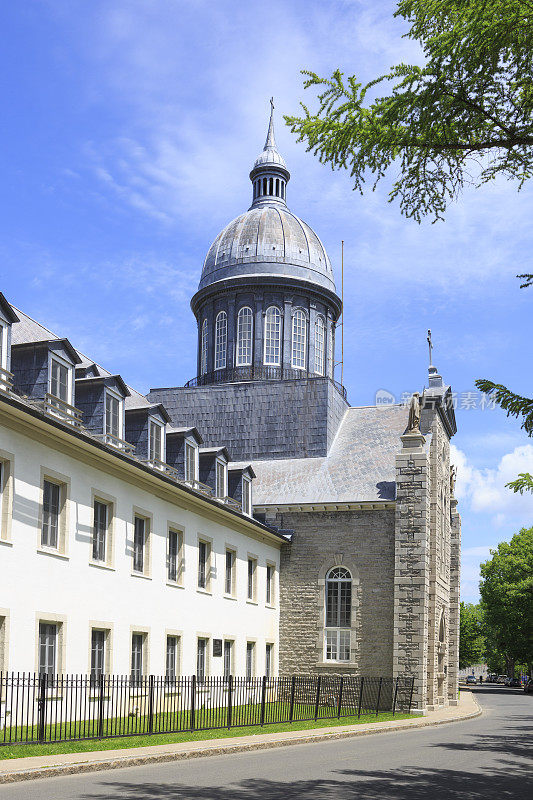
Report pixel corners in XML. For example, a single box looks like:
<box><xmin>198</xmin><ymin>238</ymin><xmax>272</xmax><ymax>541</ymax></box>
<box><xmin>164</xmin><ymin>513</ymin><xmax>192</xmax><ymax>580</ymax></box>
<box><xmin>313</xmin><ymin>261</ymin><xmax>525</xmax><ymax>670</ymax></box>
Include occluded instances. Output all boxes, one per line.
<box><xmin>264</xmin><ymin>97</ymin><xmax>276</xmax><ymax>150</ymax></box>
<box><xmin>249</xmin><ymin>99</ymin><xmax>290</xmax><ymax>209</ymax></box>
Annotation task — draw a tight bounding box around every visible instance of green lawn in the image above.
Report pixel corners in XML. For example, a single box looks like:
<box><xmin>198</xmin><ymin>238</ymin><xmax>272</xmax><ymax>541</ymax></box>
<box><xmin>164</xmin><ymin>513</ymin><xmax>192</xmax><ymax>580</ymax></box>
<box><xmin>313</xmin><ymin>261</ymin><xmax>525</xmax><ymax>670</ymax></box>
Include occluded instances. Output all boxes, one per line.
<box><xmin>0</xmin><ymin>710</ymin><xmax>416</xmax><ymax>761</ymax></box>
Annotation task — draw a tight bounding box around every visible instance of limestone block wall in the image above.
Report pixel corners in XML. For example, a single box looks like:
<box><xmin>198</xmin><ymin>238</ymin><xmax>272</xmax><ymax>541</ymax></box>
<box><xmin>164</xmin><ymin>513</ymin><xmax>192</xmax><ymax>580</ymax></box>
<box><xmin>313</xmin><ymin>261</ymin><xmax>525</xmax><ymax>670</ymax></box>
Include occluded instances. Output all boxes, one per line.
<box><xmin>393</xmin><ymin>433</ymin><xmax>431</xmax><ymax>711</ymax></box>
<box><xmin>448</xmin><ymin>497</ymin><xmax>461</xmax><ymax>704</ymax></box>
<box><xmin>272</xmin><ymin>507</ymin><xmax>396</xmax><ymax>676</ymax></box>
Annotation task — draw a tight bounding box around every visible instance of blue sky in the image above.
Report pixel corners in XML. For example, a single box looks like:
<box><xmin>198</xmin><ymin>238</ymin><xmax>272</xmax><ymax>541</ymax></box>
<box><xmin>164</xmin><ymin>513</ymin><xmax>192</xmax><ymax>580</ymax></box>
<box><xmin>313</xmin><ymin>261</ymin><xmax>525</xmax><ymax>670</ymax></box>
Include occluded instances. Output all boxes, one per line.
<box><xmin>1</xmin><ymin>0</ymin><xmax>531</xmax><ymax>601</ymax></box>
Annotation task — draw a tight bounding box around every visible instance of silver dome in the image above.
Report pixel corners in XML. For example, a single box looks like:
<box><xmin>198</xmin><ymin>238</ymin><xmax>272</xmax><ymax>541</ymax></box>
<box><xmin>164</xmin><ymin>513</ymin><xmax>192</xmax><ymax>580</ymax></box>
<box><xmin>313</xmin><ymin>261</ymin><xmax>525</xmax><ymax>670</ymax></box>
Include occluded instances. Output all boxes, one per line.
<box><xmin>199</xmin><ymin>205</ymin><xmax>336</xmax><ymax>293</ymax></box>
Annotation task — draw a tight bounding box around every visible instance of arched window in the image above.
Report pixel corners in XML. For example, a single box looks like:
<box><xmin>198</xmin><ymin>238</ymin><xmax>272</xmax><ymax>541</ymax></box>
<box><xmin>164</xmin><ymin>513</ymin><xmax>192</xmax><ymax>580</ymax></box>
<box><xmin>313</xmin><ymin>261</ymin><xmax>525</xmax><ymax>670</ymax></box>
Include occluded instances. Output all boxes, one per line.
<box><xmin>439</xmin><ymin>612</ymin><xmax>446</xmax><ymax>643</ymax></box>
<box><xmin>200</xmin><ymin>319</ymin><xmax>208</xmax><ymax>375</ymax></box>
<box><xmin>236</xmin><ymin>307</ymin><xmax>253</xmax><ymax>366</ymax></box>
<box><xmin>291</xmin><ymin>309</ymin><xmax>307</xmax><ymax>370</ymax></box>
<box><xmin>263</xmin><ymin>177</ymin><xmax>267</xmax><ymax>195</ymax></box>
<box><xmin>264</xmin><ymin>306</ymin><xmax>281</xmax><ymax>366</ymax></box>
<box><xmin>328</xmin><ymin>327</ymin><xmax>334</xmax><ymax>377</ymax></box>
<box><xmin>214</xmin><ymin>311</ymin><xmax>227</xmax><ymax>371</ymax></box>
<box><xmin>325</xmin><ymin>567</ymin><xmax>352</xmax><ymax>661</ymax></box>
<box><xmin>314</xmin><ymin>316</ymin><xmax>325</xmax><ymax>375</ymax></box>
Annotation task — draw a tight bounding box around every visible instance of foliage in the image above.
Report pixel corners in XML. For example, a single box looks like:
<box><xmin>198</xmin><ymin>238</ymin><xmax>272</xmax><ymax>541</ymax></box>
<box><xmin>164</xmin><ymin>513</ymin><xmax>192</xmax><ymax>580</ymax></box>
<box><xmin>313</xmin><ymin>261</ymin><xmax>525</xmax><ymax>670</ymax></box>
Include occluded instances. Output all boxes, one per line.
<box><xmin>286</xmin><ymin>0</ymin><xmax>533</xmax><ymax>222</ymax></box>
<box><xmin>479</xmin><ymin>527</ymin><xmax>533</xmax><ymax>669</ymax></box>
<box><xmin>459</xmin><ymin>602</ymin><xmax>485</xmax><ymax>668</ymax></box>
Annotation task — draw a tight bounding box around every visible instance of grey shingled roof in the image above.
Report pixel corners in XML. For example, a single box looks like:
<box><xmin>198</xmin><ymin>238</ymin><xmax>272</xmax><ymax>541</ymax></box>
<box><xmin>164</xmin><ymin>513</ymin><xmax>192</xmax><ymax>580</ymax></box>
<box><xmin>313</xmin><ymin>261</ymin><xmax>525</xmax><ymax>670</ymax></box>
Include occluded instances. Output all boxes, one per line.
<box><xmin>248</xmin><ymin>404</ymin><xmax>410</xmax><ymax>505</ymax></box>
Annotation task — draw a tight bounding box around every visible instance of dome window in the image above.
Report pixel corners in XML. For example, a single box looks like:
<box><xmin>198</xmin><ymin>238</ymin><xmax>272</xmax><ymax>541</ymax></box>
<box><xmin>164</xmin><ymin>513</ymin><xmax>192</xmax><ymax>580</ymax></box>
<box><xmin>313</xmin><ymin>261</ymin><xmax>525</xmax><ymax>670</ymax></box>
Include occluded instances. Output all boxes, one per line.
<box><xmin>263</xmin><ymin>306</ymin><xmax>281</xmax><ymax>366</ymax></box>
<box><xmin>214</xmin><ymin>311</ymin><xmax>227</xmax><ymax>371</ymax></box>
<box><xmin>236</xmin><ymin>307</ymin><xmax>253</xmax><ymax>367</ymax></box>
<box><xmin>200</xmin><ymin>319</ymin><xmax>209</xmax><ymax>375</ymax></box>
<box><xmin>291</xmin><ymin>310</ymin><xmax>307</xmax><ymax>370</ymax></box>
<box><xmin>314</xmin><ymin>316</ymin><xmax>326</xmax><ymax>376</ymax></box>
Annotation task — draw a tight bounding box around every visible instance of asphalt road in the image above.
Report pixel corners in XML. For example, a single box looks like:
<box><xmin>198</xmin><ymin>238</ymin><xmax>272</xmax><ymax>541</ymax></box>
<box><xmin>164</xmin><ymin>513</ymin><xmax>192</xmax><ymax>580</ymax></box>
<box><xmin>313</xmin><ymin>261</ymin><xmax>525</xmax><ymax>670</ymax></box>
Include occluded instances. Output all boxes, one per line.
<box><xmin>1</xmin><ymin>686</ymin><xmax>531</xmax><ymax>799</ymax></box>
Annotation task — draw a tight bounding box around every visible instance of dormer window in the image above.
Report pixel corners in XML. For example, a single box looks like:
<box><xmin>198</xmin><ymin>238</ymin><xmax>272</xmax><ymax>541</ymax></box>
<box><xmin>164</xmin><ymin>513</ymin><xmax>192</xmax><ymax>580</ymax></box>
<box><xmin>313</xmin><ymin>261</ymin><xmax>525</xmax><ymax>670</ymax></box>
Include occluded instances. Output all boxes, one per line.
<box><xmin>50</xmin><ymin>355</ymin><xmax>71</xmax><ymax>404</ymax></box>
<box><xmin>216</xmin><ymin>458</ymin><xmax>227</xmax><ymax>499</ymax></box>
<box><xmin>0</xmin><ymin>320</ymin><xmax>8</xmax><ymax>371</ymax></box>
<box><xmin>148</xmin><ymin>418</ymin><xmax>165</xmax><ymax>464</ymax></box>
<box><xmin>184</xmin><ymin>440</ymin><xmax>198</xmax><ymax>483</ymax></box>
<box><xmin>242</xmin><ymin>476</ymin><xmax>252</xmax><ymax>516</ymax></box>
<box><xmin>105</xmin><ymin>388</ymin><xmax>123</xmax><ymax>441</ymax></box>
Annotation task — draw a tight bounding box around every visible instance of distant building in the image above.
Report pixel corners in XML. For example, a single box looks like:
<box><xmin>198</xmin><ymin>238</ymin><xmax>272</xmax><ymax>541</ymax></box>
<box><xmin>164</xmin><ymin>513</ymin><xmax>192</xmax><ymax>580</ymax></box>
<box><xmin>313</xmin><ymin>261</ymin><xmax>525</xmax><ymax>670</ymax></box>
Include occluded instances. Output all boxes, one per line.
<box><xmin>0</xmin><ymin>105</ymin><xmax>461</xmax><ymax>712</ymax></box>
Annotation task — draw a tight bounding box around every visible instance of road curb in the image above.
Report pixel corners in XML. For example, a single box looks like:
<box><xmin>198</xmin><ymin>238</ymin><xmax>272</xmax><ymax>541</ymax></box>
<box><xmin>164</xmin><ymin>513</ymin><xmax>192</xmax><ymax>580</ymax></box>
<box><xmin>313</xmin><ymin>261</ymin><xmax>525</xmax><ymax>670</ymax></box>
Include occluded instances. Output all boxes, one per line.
<box><xmin>0</xmin><ymin>697</ymin><xmax>482</xmax><ymax>784</ymax></box>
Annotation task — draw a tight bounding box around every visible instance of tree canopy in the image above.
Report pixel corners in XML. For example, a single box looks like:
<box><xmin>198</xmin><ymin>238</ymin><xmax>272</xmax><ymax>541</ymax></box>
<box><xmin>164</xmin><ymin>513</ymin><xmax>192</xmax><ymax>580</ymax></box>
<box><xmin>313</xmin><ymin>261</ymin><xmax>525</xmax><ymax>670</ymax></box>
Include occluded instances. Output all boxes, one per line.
<box><xmin>479</xmin><ymin>527</ymin><xmax>533</xmax><ymax>671</ymax></box>
<box><xmin>459</xmin><ymin>602</ymin><xmax>485</xmax><ymax>669</ymax></box>
<box><xmin>286</xmin><ymin>0</ymin><xmax>533</xmax><ymax>222</ymax></box>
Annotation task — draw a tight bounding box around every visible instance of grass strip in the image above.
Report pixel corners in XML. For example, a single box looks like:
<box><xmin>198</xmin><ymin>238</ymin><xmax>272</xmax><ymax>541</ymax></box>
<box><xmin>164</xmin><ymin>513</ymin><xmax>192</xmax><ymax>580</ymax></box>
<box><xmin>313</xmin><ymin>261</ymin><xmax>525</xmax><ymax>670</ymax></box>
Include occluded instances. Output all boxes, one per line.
<box><xmin>0</xmin><ymin>711</ymin><xmax>416</xmax><ymax>761</ymax></box>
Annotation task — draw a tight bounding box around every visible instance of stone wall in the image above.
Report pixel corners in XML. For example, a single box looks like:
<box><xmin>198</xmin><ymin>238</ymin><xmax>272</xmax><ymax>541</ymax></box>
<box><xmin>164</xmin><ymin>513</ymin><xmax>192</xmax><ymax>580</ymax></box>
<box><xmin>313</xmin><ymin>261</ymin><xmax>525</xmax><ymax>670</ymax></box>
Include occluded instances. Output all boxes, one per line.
<box><xmin>271</xmin><ymin>507</ymin><xmax>396</xmax><ymax>676</ymax></box>
<box><xmin>448</xmin><ymin>497</ymin><xmax>461</xmax><ymax>704</ymax></box>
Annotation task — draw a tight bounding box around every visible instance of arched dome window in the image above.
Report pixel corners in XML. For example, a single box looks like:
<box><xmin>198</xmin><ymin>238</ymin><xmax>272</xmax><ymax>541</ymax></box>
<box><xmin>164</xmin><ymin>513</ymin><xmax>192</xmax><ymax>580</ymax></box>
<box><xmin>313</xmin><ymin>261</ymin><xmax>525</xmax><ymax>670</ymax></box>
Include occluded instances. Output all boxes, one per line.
<box><xmin>314</xmin><ymin>316</ymin><xmax>326</xmax><ymax>375</ymax></box>
<box><xmin>214</xmin><ymin>311</ymin><xmax>227</xmax><ymax>371</ymax></box>
<box><xmin>264</xmin><ymin>306</ymin><xmax>281</xmax><ymax>366</ymax></box>
<box><xmin>325</xmin><ymin>567</ymin><xmax>352</xmax><ymax>661</ymax></box>
<box><xmin>236</xmin><ymin>307</ymin><xmax>253</xmax><ymax>366</ymax></box>
<box><xmin>291</xmin><ymin>309</ymin><xmax>307</xmax><ymax>370</ymax></box>
<box><xmin>200</xmin><ymin>319</ymin><xmax>209</xmax><ymax>375</ymax></box>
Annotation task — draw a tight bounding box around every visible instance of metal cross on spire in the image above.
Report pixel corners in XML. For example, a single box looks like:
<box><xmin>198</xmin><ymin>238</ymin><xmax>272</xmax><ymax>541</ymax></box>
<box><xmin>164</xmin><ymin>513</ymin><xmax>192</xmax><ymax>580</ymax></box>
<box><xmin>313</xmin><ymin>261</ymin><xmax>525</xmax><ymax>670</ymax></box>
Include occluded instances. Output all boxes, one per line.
<box><xmin>427</xmin><ymin>329</ymin><xmax>433</xmax><ymax>367</ymax></box>
<box><xmin>264</xmin><ymin>97</ymin><xmax>276</xmax><ymax>150</ymax></box>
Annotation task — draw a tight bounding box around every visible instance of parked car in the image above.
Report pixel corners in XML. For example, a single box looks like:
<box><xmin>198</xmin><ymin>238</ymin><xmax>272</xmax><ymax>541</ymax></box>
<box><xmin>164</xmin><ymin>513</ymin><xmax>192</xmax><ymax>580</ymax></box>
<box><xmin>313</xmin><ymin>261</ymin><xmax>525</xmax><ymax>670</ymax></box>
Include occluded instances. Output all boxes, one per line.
<box><xmin>509</xmin><ymin>678</ymin><xmax>522</xmax><ymax>688</ymax></box>
<box><xmin>524</xmin><ymin>678</ymin><xmax>533</xmax><ymax>694</ymax></box>
<box><xmin>465</xmin><ymin>675</ymin><xmax>477</xmax><ymax>685</ymax></box>
<box><xmin>497</xmin><ymin>675</ymin><xmax>508</xmax><ymax>684</ymax></box>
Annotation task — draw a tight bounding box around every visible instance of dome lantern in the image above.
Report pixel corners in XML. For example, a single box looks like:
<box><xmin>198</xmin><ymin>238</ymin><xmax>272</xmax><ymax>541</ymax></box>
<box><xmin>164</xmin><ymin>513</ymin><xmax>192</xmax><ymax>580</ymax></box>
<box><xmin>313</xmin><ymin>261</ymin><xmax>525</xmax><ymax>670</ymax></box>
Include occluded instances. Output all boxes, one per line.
<box><xmin>249</xmin><ymin>98</ymin><xmax>290</xmax><ymax>209</ymax></box>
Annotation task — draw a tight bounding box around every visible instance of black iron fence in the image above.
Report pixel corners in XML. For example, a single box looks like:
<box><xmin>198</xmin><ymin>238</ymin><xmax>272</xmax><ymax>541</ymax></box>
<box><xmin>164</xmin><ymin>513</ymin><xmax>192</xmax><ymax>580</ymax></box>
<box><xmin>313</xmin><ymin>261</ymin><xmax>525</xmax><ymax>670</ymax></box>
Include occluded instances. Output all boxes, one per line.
<box><xmin>184</xmin><ymin>367</ymin><xmax>348</xmax><ymax>400</ymax></box>
<box><xmin>0</xmin><ymin>673</ymin><xmax>414</xmax><ymax>747</ymax></box>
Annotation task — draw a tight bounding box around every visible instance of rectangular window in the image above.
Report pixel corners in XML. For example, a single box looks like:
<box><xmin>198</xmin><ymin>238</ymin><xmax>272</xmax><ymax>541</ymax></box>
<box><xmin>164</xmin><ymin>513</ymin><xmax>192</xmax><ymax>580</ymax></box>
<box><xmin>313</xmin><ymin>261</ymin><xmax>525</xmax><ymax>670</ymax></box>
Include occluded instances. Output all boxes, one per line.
<box><xmin>246</xmin><ymin>642</ymin><xmax>255</xmax><ymax>680</ymax></box>
<box><xmin>42</xmin><ymin>480</ymin><xmax>60</xmax><ymax>549</ymax></box>
<box><xmin>325</xmin><ymin>629</ymin><xmax>351</xmax><ymax>662</ymax></box>
<box><xmin>242</xmin><ymin>477</ymin><xmax>251</xmax><ymax>515</ymax></box>
<box><xmin>133</xmin><ymin>516</ymin><xmax>145</xmax><ymax>573</ymax></box>
<box><xmin>247</xmin><ymin>557</ymin><xmax>256</xmax><ymax>601</ymax></box>
<box><xmin>149</xmin><ymin>419</ymin><xmax>163</xmax><ymax>463</ymax></box>
<box><xmin>197</xmin><ymin>638</ymin><xmax>207</xmax><ymax>682</ymax></box>
<box><xmin>92</xmin><ymin>500</ymin><xmax>107</xmax><ymax>562</ymax></box>
<box><xmin>265</xmin><ymin>644</ymin><xmax>273</xmax><ymax>679</ymax></box>
<box><xmin>225</xmin><ymin>549</ymin><xmax>235</xmax><ymax>595</ymax></box>
<box><xmin>131</xmin><ymin>633</ymin><xmax>144</xmax><ymax>683</ymax></box>
<box><xmin>50</xmin><ymin>358</ymin><xmax>69</xmax><ymax>402</ymax></box>
<box><xmin>105</xmin><ymin>392</ymin><xmax>120</xmax><ymax>439</ymax></box>
<box><xmin>0</xmin><ymin>321</ymin><xmax>7</xmax><ymax>370</ymax></box>
<box><xmin>216</xmin><ymin>459</ymin><xmax>226</xmax><ymax>499</ymax></box>
<box><xmin>266</xmin><ymin>564</ymin><xmax>274</xmax><ymax>605</ymax></box>
<box><xmin>166</xmin><ymin>636</ymin><xmax>178</xmax><ymax>681</ymax></box>
<box><xmin>185</xmin><ymin>442</ymin><xmax>197</xmax><ymax>482</ymax></box>
<box><xmin>39</xmin><ymin>623</ymin><xmax>57</xmax><ymax>679</ymax></box>
<box><xmin>90</xmin><ymin>629</ymin><xmax>106</xmax><ymax>681</ymax></box>
<box><xmin>223</xmin><ymin>640</ymin><xmax>233</xmax><ymax>680</ymax></box>
<box><xmin>198</xmin><ymin>540</ymin><xmax>209</xmax><ymax>589</ymax></box>
<box><xmin>167</xmin><ymin>529</ymin><xmax>180</xmax><ymax>583</ymax></box>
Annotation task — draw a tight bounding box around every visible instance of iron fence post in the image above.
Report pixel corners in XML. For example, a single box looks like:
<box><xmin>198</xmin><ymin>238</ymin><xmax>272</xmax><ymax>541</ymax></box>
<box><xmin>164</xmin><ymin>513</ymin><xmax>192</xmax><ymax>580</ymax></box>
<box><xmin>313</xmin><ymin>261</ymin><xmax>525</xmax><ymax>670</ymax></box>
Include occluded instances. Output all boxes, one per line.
<box><xmin>148</xmin><ymin>675</ymin><xmax>154</xmax><ymax>734</ymax></box>
<box><xmin>408</xmin><ymin>677</ymin><xmax>415</xmax><ymax>714</ymax></box>
<box><xmin>357</xmin><ymin>676</ymin><xmax>365</xmax><ymax>719</ymax></box>
<box><xmin>337</xmin><ymin>676</ymin><xmax>344</xmax><ymax>718</ymax></box>
<box><xmin>190</xmin><ymin>675</ymin><xmax>196</xmax><ymax>731</ymax></box>
<box><xmin>260</xmin><ymin>675</ymin><xmax>267</xmax><ymax>726</ymax></box>
<box><xmin>289</xmin><ymin>676</ymin><xmax>296</xmax><ymax>723</ymax></box>
<box><xmin>37</xmin><ymin>673</ymin><xmax>47</xmax><ymax>743</ymax></box>
<box><xmin>98</xmin><ymin>673</ymin><xmax>105</xmax><ymax>738</ymax></box>
<box><xmin>227</xmin><ymin>675</ymin><xmax>233</xmax><ymax>729</ymax></box>
<box><xmin>376</xmin><ymin>677</ymin><xmax>383</xmax><ymax>717</ymax></box>
<box><xmin>392</xmin><ymin>677</ymin><xmax>399</xmax><ymax>716</ymax></box>
<box><xmin>314</xmin><ymin>676</ymin><xmax>322</xmax><ymax>721</ymax></box>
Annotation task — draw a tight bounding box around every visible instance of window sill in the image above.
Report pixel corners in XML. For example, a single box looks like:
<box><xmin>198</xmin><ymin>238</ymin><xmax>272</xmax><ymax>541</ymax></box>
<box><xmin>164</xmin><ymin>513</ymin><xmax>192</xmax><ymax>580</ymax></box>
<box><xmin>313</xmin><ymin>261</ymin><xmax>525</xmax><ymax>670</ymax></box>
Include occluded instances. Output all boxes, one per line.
<box><xmin>130</xmin><ymin>571</ymin><xmax>152</xmax><ymax>581</ymax></box>
<box><xmin>166</xmin><ymin>581</ymin><xmax>185</xmax><ymax>589</ymax></box>
<box><xmin>196</xmin><ymin>587</ymin><xmax>212</xmax><ymax>596</ymax></box>
<box><xmin>315</xmin><ymin>660</ymin><xmax>355</xmax><ymax>668</ymax></box>
<box><xmin>0</xmin><ymin>539</ymin><xmax>13</xmax><ymax>548</ymax></box>
<box><xmin>246</xmin><ymin>599</ymin><xmax>258</xmax><ymax>606</ymax></box>
<box><xmin>224</xmin><ymin>593</ymin><xmax>237</xmax><ymax>601</ymax></box>
<box><xmin>89</xmin><ymin>560</ymin><xmax>115</xmax><ymax>572</ymax></box>
<box><xmin>37</xmin><ymin>547</ymin><xmax>69</xmax><ymax>561</ymax></box>
<box><xmin>265</xmin><ymin>603</ymin><xmax>276</xmax><ymax>610</ymax></box>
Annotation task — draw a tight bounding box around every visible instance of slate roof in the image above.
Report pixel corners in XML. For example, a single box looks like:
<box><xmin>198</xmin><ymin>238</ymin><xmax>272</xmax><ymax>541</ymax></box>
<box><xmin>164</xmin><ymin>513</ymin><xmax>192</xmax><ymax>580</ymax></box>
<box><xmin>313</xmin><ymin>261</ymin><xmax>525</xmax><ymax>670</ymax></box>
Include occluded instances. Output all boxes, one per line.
<box><xmin>244</xmin><ymin>405</ymin><xmax>411</xmax><ymax>506</ymax></box>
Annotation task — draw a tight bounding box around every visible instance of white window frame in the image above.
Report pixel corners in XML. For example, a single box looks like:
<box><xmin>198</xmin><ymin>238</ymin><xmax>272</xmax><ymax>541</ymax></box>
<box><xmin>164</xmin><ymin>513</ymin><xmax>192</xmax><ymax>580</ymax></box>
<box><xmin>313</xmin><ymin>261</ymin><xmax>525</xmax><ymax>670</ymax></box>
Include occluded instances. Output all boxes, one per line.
<box><xmin>265</xmin><ymin>643</ymin><xmax>273</xmax><ymax>679</ymax></box>
<box><xmin>0</xmin><ymin>319</ymin><xmax>8</xmax><ymax>371</ymax></box>
<box><xmin>247</xmin><ymin>556</ymin><xmax>257</xmax><ymax>602</ymax></box>
<box><xmin>215</xmin><ymin>458</ymin><xmax>227</xmax><ymax>499</ymax></box>
<box><xmin>324</xmin><ymin>566</ymin><xmax>352</xmax><ymax>662</ymax></box>
<box><xmin>104</xmin><ymin>387</ymin><xmax>124</xmax><ymax>440</ymax></box>
<box><xmin>200</xmin><ymin>318</ymin><xmax>209</xmax><ymax>375</ymax></box>
<box><xmin>148</xmin><ymin>417</ymin><xmax>165</xmax><ymax>464</ymax></box>
<box><xmin>197</xmin><ymin>637</ymin><xmax>208</xmax><ymax>682</ymax></box>
<box><xmin>263</xmin><ymin>306</ymin><xmax>282</xmax><ymax>366</ymax></box>
<box><xmin>291</xmin><ymin>309</ymin><xmax>307</xmax><ymax>370</ymax></box>
<box><xmin>197</xmin><ymin>538</ymin><xmax>211</xmax><ymax>591</ymax></box>
<box><xmin>41</xmin><ymin>479</ymin><xmax>61</xmax><ymax>550</ymax></box>
<box><xmin>131</xmin><ymin>632</ymin><xmax>146</xmax><ymax>683</ymax></box>
<box><xmin>266</xmin><ymin>563</ymin><xmax>275</xmax><ymax>606</ymax></box>
<box><xmin>90</xmin><ymin>628</ymin><xmax>106</xmax><ymax>681</ymax></box>
<box><xmin>242</xmin><ymin>475</ymin><xmax>252</xmax><ymax>516</ymax></box>
<box><xmin>223</xmin><ymin>639</ymin><xmax>233</xmax><ymax>680</ymax></box>
<box><xmin>165</xmin><ymin>635</ymin><xmax>179</xmax><ymax>681</ymax></box>
<box><xmin>224</xmin><ymin>548</ymin><xmax>236</xmax><ymax>596</ymax></box>
<box><xmin>48</xmin><ymin>351</ymin><xmax>73</xmax><ymax>405</ymax></box>
<box><xmin>92</xmin><ymin>499</ymin><xmax>108</xmax><ymax>563</ymax></box>
<box><xmin>236</xmin><ymin>306</ymin><xmax>253</xmax><ymax>366</ymax></box>
<box><xmin>246</xmin><ymin>641</ymin><xmax>255</xmax><ymax>680</ymax></box>
<box><xmin>314</xmin><ymin>315</ymin><xmax>326</xmax><ymax>375</ymax></box>
<box><xmin>184</xmin><ymin>439</ymin><xmax>198</xmax><ymax>483</ymax></box>
<box><xmin>38</xmin><ymin>622</ymin><xmax>57</xmax><ymax>679</ymax></box>
<box><xmin>214</xmin><ymin>311</ymin><xmax>227</xmax><ymax>371</ymax></box>
<box><xmin>132</xmin><ymin>515</ymin><xmax>149</xmax><ymax>575</ymax></box>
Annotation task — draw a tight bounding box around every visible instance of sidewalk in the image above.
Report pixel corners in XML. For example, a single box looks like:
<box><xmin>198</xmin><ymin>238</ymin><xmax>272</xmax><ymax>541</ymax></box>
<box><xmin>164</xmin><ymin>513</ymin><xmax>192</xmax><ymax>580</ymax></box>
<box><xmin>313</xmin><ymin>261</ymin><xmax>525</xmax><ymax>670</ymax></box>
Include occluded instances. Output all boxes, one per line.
<box><xmin>0</xmin><ymin>691</ymin><xmax>480</xmax><ymax>784</ymax></box>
